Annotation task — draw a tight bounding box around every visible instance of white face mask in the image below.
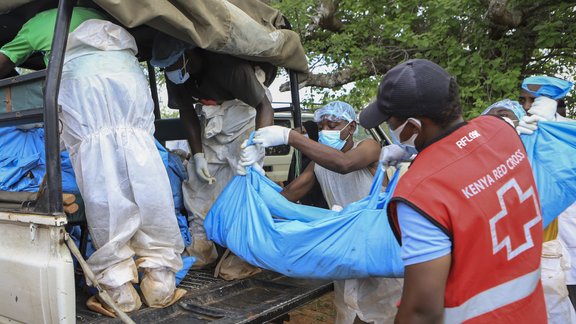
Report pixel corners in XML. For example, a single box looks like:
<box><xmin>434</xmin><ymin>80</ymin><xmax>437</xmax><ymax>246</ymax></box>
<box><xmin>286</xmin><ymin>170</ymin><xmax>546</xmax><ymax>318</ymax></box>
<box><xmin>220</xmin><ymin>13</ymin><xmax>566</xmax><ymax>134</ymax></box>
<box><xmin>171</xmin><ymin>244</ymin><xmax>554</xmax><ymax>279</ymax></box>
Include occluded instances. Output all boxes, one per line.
<box><xmin>388</xmin><ymin>118</ymin><xmax>421</xmax><ymax>148</ymax></box>
<box><xmin>166</xmin><ymin>54</ymin><xmax>190</xmax><ymax>84</ymax></box>
<box><xmin>502</xmin><ymin>116</ymin><xmax>516</xmax><ymax>127</ymax></box>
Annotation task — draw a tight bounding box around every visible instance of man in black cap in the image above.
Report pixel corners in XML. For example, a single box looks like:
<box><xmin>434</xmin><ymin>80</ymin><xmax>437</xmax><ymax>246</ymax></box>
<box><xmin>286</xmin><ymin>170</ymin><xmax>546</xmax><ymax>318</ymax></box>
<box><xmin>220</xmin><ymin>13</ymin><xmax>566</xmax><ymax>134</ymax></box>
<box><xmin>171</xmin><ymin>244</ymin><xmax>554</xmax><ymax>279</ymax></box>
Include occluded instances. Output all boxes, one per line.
<box><xmin>360</xmin><ymin>59</ymin><xmax>546</xmax><ymax>323</ymax></box>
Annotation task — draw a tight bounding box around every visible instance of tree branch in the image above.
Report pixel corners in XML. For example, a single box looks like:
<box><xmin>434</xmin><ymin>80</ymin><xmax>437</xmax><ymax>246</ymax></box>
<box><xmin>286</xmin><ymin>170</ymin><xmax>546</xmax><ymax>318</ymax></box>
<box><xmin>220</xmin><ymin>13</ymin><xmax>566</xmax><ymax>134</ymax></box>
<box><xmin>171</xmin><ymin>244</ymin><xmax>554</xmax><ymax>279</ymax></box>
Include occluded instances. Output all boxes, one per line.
<box><xmin>307</xmin><ymin>0</ymin><xmax>344</xmax><ymax>35</ymax></box>
<box><xmin>279</xmin><ymin>67</ymin><xmax>361</xmax><ymax>91</ymax></box>
<box><xmin>279</xmin><ymin>46</ymin><xmax>418</xmax><ymax>91</ymax></box>
<box><xmin>279</xmin><ymin>60</ymin><xmax>391</xmax><ymax>91</ymax></box>
<box><xmin>486</xmin><ymin>0</ymin><xmax>523</xmax><ymax>28</ymax></box>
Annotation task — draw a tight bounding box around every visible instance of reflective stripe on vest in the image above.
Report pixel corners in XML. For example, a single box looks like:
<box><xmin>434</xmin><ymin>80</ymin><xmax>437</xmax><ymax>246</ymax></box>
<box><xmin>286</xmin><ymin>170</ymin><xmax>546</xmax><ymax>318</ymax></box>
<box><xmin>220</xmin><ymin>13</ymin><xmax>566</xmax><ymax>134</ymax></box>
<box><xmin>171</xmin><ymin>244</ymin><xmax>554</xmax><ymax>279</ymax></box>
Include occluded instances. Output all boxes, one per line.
<box><xmin>444</xmin><ymin>267</ymin><xmax>541</xmax><ymax>324</ymax></box>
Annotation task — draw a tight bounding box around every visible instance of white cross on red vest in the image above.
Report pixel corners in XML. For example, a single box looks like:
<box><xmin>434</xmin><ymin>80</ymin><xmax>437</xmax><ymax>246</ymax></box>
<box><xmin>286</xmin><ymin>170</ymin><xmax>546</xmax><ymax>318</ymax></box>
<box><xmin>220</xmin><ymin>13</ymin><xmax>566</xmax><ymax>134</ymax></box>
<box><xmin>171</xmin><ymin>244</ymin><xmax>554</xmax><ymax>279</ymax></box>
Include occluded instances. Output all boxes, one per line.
<box><xmin>489</xmin><ymin>178</ymin><xmax>541</xmax><ymax>261</ymax></box>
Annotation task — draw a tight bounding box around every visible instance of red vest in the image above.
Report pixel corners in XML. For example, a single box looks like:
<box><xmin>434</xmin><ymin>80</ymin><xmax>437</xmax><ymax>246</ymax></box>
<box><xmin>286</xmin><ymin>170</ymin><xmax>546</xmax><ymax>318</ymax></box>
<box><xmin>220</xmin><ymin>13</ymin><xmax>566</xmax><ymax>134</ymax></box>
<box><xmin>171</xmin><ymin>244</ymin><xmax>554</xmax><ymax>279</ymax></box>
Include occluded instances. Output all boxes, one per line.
<box><xmin>389</xmin><ymin>116</ymin><xmax>546</xmax><ymax>323</ymax></box>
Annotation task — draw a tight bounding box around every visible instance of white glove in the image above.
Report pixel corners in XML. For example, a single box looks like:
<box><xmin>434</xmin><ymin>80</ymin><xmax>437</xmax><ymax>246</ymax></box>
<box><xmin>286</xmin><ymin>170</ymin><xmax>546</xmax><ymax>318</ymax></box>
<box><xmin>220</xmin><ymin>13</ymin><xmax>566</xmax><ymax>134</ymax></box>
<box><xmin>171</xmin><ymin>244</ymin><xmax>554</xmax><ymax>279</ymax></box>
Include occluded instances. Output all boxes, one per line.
<box><xmin>528</xmin><ymin>96</ymin><xmax>557</xmax><ymax>121</ymax></box>
<box><xmin>193</xmin><ymin>153</ymin><xmax>216</xmax><ymax>184</ymax></box>
<box><xmin>235</xmin><ymin>161</ymin><xmax>266</xmax><ymax>176</ymax></box>
<box><xmin>236</xmin><ymin>140</ymin><xmax>266</xmax><ymax>176</ymax></box>
<box><xmin>239</xmin><ymin>140</ymin><xmax>265</xmax><ymax>167</ymax></box>
<box><xmin>516</xmin><ymin>114</ymin><xmax>548</xmax><ymax>135</ymax></box>
<box><xmin>331</xmin><ymin>205</ymin><xmax>343</xmax><ymax>212</ymax></box>
<box><xmin>379</xmin><ymin>144</ymin><xmax>413</xmax><ymax>168</ymax></box>
<box><xmin>252</xmin><ymin>126</ymin><xmax>291</xmax><ymax>148</ymax></box>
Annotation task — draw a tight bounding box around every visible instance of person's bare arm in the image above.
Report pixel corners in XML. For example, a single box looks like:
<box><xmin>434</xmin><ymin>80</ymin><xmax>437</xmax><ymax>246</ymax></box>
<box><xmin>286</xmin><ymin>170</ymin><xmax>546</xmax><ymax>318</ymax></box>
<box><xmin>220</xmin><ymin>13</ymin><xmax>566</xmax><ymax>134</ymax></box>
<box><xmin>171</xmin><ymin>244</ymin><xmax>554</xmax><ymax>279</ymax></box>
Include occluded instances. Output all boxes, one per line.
<box><xmin>288</xmin><ymin>132</ymin><xmax>381</xmax><ymax>174</ymax></box>
<box><xmin>0</xmin><ymin>53</ymin><xmax>16</xmax><ymax>79</ymax></box>
<box><xmin>180</xmin><ymin>108</ymin><xmax>203</xmax><ymax>155</ymax></box>
<box><xmin>395</xmin><ymin>254</ymin><xmax>451</xmax><ymax>324</ymax></box>
<box><xmin>281</xmin><ymin>162</ymin><xmax>318</xmax><ymax>202</ymax></box>
<box><xmin>255</xmin><ymin>96</ymin><xmax>274</xmax><ymax>129</ymax></box>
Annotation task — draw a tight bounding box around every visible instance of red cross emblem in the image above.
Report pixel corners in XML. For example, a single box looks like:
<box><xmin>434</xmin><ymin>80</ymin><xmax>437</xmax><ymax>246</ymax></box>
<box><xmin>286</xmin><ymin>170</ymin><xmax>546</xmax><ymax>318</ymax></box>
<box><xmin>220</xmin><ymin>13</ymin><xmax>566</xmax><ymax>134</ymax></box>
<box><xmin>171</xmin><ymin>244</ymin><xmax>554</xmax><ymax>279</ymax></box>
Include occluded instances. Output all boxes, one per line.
<box><xmin>489</xmin><ymin>178</ymin><xmax>541</xmax><ymax>261</ymax></box>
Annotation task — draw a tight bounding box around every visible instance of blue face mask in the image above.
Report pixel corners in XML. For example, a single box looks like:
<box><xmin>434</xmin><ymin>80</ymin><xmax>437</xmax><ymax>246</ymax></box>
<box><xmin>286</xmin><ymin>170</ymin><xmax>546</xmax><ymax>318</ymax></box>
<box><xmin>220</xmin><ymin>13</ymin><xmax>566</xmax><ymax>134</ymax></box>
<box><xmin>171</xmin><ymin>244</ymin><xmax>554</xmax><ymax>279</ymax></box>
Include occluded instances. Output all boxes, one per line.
<box><xmin>166</xmin><ymin>54</ymin><xmax>190</xmax><ymax>84</ymax></box>
<box><xmin>318</xmin><ymin>122</ymin><xmax>351</xmax><ymax>150</ymax></box>
<box><xmin>166</xmin><ymin>68</ymin><xmax>189</xmax><ymax>84</ymax></box>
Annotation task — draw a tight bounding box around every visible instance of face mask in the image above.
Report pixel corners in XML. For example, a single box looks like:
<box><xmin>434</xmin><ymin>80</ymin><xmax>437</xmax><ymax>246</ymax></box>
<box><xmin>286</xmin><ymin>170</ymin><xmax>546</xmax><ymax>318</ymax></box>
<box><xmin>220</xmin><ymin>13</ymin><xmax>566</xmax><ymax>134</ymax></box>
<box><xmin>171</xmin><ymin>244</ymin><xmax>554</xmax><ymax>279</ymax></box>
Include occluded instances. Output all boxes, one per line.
<box><xmin>166</xmin><ymin>55</ymin><xmax>190</xmax><ymax>84</ymax></box>
<box><xmin>399</xmin><ymin>134</ymin><xmax>419</xmax><ymax>156</ymax></box>
<box><xmin>502</xmin><ymin>116</ymin><xmax>516</xmax><ymax>127</ymax></box>
<box><xmin>318</xmin><ymin>122</ymin><xmax>351</xmax><ymax>150</ymax></box>
<box><xmin>388</xmin><ymin>118</ymin><xmax>421</xmax><ymax>153</ymax></box>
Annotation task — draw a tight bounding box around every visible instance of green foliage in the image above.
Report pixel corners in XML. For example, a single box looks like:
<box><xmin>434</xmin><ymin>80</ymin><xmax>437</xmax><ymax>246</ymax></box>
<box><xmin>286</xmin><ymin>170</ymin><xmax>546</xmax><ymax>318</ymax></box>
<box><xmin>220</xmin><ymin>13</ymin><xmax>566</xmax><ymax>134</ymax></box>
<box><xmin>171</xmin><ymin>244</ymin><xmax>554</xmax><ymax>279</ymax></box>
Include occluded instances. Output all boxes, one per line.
<box><xmin>161</xmin><ymin>107</ymin><xmax>180</xmax><ymax>119</ymax></box>
<box><xmin>273</xmin><ymin>0</ymin><xmax>576</xmax><ymax>118</ymax></box>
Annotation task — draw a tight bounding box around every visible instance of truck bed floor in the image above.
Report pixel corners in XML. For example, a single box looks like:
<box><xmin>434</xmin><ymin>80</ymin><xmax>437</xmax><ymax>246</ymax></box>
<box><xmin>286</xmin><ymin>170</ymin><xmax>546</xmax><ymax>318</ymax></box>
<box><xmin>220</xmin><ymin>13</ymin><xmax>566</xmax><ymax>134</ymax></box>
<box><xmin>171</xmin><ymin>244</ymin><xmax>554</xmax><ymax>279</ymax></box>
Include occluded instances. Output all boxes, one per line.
<box><xmin>76</xmin><ymin>268</ymin><xmax>333</xmax><ymax>323</ymax></box>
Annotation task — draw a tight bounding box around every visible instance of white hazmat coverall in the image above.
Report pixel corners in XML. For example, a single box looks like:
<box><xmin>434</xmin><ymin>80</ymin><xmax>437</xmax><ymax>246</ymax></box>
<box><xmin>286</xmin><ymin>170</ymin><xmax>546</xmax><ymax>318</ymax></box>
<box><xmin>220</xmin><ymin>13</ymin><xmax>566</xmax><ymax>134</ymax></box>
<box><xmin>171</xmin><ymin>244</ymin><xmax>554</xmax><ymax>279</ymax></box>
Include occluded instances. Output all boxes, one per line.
<box><xmin>58</xmin><ymin>20</ymin><xmax>184</xmax><ymax>302</ymax></box>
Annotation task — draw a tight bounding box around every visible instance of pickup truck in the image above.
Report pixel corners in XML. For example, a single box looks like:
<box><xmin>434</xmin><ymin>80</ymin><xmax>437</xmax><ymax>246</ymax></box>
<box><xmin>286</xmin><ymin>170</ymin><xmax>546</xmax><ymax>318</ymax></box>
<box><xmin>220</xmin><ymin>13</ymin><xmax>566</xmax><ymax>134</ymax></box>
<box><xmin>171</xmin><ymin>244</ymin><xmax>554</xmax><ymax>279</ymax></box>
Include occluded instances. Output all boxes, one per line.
<box><xmin>0</xmin><ymin>1</ymin><xmax>339</xmax><ymax>322</ymax></box>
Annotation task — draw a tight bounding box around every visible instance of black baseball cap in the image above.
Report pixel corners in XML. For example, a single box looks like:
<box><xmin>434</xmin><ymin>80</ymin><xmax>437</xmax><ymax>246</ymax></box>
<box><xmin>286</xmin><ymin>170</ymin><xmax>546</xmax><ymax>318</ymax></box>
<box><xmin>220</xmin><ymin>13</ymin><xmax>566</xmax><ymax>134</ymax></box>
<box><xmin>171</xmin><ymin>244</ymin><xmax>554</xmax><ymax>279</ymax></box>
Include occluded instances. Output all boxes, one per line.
<box><xmin>359</xmin><ymin>59</ymin><xmax>454</xmax><ymax>129</ymax></box>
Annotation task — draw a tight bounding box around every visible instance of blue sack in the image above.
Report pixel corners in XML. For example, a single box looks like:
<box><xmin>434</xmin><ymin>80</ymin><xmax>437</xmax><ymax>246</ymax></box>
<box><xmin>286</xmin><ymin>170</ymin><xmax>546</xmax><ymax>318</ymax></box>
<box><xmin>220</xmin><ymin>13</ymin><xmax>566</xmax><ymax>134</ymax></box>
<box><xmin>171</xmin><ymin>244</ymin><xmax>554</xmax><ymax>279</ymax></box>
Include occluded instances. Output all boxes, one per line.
<box><xmin>205</xmin><ymin>163</ymin><xmax>404</xmax><ymax>279</ymax></box>
<box><xmin>521</xmin><ymin>121</ymin><xmax>576</xmax><ymax>228</ymax></box>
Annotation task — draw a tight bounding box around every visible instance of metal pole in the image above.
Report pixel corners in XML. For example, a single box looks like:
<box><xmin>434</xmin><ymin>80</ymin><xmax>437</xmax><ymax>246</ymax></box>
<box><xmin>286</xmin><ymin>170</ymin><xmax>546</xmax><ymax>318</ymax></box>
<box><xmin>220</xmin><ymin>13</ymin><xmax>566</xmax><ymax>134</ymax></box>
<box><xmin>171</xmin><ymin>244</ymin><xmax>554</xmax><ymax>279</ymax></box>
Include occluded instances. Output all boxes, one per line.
<box><xmin>42</xmin><ymin>0</ymin><xmax>77</xmax><ymax>214</ymax></box>
<box><xmin>288</xmin><ymin>69</ymin><xmax>302</xmax><ymax>177</ymax></box>
<box><xmin>147</xmin><ymin>62</ymin><xmax>161</xmax><ymax>120</ymax></box>
<box><xmin>64</xmin><ymin>234</ymin><xmax>136</xmax><ymax>324</ymax></box>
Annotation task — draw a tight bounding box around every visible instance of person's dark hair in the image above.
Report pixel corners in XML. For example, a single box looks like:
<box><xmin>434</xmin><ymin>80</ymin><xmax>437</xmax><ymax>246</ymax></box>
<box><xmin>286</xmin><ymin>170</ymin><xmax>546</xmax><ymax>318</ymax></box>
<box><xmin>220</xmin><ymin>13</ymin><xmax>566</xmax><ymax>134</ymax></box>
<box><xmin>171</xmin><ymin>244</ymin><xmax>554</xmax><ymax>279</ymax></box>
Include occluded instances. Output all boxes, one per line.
<box><xmin>425</xmin><ymin>78</ymin><xmax>462</xmax><ymax>128</ymax></box>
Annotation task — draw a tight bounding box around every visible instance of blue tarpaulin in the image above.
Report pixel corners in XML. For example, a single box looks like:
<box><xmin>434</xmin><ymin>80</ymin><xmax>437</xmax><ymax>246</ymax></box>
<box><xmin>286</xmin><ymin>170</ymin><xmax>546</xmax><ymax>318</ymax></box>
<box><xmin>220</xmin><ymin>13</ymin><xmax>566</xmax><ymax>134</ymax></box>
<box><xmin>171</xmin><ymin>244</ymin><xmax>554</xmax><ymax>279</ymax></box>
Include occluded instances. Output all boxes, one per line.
<box><xmin>0</xmin><ymin>126</ymin><xmax>79</xmax><ymax>193</ymax></box>
<box><xmin>0</xmin><ymin>126</ymin><xmax>194</xmax><ymax>283</ymax></box>
<box><xmin>0</xmin><ymin>125</ymin><xmax>192</xmax><ymax>249</ymax></box>
<box><xmin>155</xmin><ymin>142</ymin><xmax>192</xmax><ymax>247</ymax></box>
<box><xmin>205</xmin><ymin>163</ymin><xmax>404</xmax><ymax>279</ymax></box>
<box><xmin>521</xmin><ymin>121</ymin><xmax>576</xmax><ymax>228</ymax></box>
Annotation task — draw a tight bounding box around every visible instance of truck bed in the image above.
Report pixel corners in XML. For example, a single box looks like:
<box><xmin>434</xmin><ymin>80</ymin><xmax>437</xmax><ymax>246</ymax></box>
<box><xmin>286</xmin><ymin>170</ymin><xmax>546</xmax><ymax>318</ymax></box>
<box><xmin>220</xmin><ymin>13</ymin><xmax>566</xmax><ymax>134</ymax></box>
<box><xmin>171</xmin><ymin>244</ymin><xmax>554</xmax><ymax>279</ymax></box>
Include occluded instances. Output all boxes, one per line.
<box><xmin>76</xmin><ymin>269</ymin><xmax>333</xmax><ymax>323</ymax></box>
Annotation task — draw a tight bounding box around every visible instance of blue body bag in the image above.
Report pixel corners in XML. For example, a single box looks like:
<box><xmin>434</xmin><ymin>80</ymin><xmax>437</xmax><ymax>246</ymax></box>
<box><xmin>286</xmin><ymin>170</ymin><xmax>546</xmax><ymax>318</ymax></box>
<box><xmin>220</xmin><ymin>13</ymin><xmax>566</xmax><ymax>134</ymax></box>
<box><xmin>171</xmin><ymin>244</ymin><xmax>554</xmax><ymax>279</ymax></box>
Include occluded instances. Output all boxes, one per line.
<box><xmin>205</xmin><ymin>164</ymin><xmax>404</xmax><ymax>279</ymax></box>
<box><xmin>521</xmin><ymin>121</ymin><xmax>576</xmax><ymax>228</ymax></box>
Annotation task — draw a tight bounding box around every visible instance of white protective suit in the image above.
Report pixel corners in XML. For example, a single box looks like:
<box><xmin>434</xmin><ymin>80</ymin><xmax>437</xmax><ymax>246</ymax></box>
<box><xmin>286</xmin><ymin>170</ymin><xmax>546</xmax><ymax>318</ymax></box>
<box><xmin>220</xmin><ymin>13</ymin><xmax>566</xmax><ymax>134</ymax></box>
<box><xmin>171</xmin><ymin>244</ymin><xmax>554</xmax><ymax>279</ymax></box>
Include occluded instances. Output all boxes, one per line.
<box><xmin>182</xmin><ymin>99</ymin><xmax>256</xmax><ymax>268</ymax></box>
<box><xmin>536</xmin><ymin>113</ymin><xmax>576</xmax><ymax>322</ymax></box>
<box><xmin>541</xmin><ymin>239</ymin><xmax>576</xmax><ymax>324</ymax></box>
<box><xmin>557</xmin><ymin>113</ymin><xmax>576</xmax><ymax>294</ymax></box>
<box><xmin>59</xmin><ymin>20</ymin><xmax>184</xmax><ymax>289</ymax></box>
<box><xmin>314</xmin><ymin>143</ymin><xmax>403</xmax><ymax>324</ymax></box>
<box><xmin>560</xmin><ymin>203</ymin><xmax>576</xmax><ymax>287</ymax></box>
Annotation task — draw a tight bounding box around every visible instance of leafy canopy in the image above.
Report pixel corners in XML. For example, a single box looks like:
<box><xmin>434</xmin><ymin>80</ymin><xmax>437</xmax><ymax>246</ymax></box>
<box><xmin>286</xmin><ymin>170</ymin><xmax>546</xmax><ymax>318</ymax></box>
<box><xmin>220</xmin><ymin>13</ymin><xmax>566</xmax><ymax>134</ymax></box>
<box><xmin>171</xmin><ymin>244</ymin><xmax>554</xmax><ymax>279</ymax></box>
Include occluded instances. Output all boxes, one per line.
<box><xmin>272</xmin><ymin>0</ymin><xmax>576</xmax><ymax>118</ymax></box>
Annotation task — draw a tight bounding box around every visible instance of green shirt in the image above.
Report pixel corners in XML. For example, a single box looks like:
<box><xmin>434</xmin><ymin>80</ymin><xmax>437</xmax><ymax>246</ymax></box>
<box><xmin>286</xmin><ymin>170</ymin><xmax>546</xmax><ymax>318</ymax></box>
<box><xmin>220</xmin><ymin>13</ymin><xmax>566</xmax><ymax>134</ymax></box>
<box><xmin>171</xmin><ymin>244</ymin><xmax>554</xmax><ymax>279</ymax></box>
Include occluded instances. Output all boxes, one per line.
<box><xmin>0</xmin><ymin>7</ymin><xmax>106</xmax><ymax>66</ymax></box>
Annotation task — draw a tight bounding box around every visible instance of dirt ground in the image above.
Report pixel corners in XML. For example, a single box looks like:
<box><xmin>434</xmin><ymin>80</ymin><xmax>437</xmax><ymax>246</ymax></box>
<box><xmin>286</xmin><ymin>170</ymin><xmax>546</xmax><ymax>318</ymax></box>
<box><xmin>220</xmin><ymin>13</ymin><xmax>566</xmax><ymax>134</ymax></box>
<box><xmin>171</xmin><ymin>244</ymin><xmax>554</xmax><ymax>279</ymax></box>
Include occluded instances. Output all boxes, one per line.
<box><xmin>284</xmin><ymin>291</ymin><xmax>336</xmax><ymax>323</ymax></box>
